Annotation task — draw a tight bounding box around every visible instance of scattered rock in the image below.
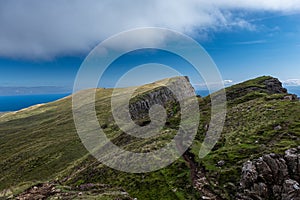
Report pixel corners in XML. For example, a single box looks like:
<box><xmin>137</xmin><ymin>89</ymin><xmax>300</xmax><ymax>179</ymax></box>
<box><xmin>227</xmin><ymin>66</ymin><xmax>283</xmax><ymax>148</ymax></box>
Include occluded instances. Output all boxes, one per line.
<box><xmin>217</xmin><ymin>160</ymin><xmax>225</xmax><ymax>167</ymax></box>
<box><xmin>15</xmin><ymin>183</ymin><xmax>133</xmax><ymax>200</ymax></box>
<box><xmin>284</xmin><ymin>94</ymin><xmax>298</xmax><ymax>101</ymax></box>
<box><xmin>16</xmin><ymin>183</ymin><xmax>54</xmax><ymax>200</ymax></box>
<box><xmin>202</xmin><ymin>196</ymin><xmax>212</xmax><ymax>200</ymax></box>
<box><xmin>274</xmin><ymin>125</ymin><xmax>282</xmax><ymax>130</ymax></box>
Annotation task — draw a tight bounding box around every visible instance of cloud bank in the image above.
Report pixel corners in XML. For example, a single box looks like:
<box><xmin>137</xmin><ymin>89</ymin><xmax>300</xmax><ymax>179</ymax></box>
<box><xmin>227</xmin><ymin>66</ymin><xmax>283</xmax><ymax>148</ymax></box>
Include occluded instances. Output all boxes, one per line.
<box><xmin>194</xmin><ymin>79</ymin><xmax>234</xmax><ymax>90</ymax></box>
<box><xmin>1</xmin><ymin>0</ymin><xmax>300</xmax><ymax>59</ymax></box>
<box><xmin>283</xmin><ymin>79</ymin><xmax>300</xmax><ymax>86</ymax></box>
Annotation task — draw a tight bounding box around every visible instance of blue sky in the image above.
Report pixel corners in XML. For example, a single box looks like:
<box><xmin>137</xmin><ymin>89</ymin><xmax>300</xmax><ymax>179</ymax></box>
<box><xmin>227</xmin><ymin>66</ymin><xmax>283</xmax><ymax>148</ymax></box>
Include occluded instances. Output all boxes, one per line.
<box><xmin>0</xmin><ymin>1</ymin><xmax>300</xmax><ymax>95</ymax></box>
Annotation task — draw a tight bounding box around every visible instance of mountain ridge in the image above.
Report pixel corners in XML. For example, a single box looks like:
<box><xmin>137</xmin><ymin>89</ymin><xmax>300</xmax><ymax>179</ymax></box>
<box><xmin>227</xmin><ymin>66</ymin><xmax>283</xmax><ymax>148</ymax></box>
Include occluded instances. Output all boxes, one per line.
<box><xmin>0</xmin><ymin>75</ymin><xmax>299</xmax><ymax>199</ymax></box>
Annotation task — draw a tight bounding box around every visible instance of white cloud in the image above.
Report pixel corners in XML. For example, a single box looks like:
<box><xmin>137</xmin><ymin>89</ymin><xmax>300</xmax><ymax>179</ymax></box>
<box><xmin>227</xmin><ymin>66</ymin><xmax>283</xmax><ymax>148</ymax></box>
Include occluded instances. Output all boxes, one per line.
<box><xmin>0</xmin><ymin>0</ymin><xmax>300</xmax><ymax>59</ymax></box>
<box><xmin>223</xmin><ymin>80</ymin><xmax>233</xmax><ymax>84</ymax></box>
<box><xmin>233</xmin><ymin>40</ymin><xmax>267</xmax><ymax>45</ymax></box>
<box><xmin>283</xmin><ymin>79</ymin><xmax>300</xmax><ymax>86</ymax></box>
<box><xmin>194</xmin><ymin>79</ymin><xmax>234</xmax><ymax>90</ymax></box>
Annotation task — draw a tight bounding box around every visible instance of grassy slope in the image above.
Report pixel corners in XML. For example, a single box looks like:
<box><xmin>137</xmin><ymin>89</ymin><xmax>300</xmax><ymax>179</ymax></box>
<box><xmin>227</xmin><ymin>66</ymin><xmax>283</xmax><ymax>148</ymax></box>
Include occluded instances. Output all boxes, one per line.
<box><xmin>0</xmin><ymin>96</ymin><xmax>86</xmax><ymax>195</ymax></box>
<box><xmin>0</xmin><ymin>78</ymin><xmax>198</xmax><ymax>199</ymax></box>
<box><xmin>0</xmin><ymin>76</ymin><xmax>299</xmax><ymax>199</ymax></box>
<box><xmin>192</xmin><ymin>76</ymin><xmax>300</xmax><ymax>199</ymax></box>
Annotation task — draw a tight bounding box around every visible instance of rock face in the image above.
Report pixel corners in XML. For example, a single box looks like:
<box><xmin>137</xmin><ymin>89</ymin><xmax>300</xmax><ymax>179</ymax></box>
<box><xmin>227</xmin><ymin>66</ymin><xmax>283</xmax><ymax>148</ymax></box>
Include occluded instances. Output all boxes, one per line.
<box><xmin>129</xmin><ymin>76</ymin><xmax>196</xmax><ymax>121</ymax></box>
<box><xmin>237</xmin><ymin>147</ymin><xmax>300</xmax><ymax>200</ymax></box>
<box><xmin>263</xmin><ymin>78</ymin><xmax>288</xmax><ymax>94</ymax></box>
<box><xmin>129</xmin><ymin>86</ymin><xmax>177</xmax><ymax>121</ymax></box>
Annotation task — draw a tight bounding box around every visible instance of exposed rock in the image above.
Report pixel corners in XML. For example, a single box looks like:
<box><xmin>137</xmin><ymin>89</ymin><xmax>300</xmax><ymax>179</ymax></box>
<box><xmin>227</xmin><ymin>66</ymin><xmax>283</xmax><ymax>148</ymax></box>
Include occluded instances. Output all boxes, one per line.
<box><xmin>129</xmin><ymin>76</ymin><xmax>196</xmax><ymax>121</ymax></box>
<box><xmin>282</xmin><ymin>179</ymin><xmax>300</xmax><ymax>199</ymax></box>
<box><xmin>217</xmin><ymin>160</ymin><xmax>225</xmax><ymax>167</ymax></box>
<box><xmin>16</xmin><ymin>183</ymin><xmax>55</xmax><ymax>200</ymax></box>
<box><xmin>180</xmin><ymin>145</ymin><xmax>222</xmax><ymax>200</ymax></box>
<box><xmin>129</xmin><ymin>86</ymin><xmax>176</xmax><ymax>120</ymax></box>
<box><xmin>274</xmin><ymin>125</ymin><xmax>282</xmax><ymax>131</ymax></box>
<box><xmin>15</xmin><ymin>182</ymin><xmax>133</xmax><ymax>200</ymax></box>
<box><xmin>225</xmin><ymin>77</ymin><xmax>288</xmax><ymax>102</ymax></box>
<box><xmin>237</xmin><ymin>147</ymin><xmax>300</xmax><ymax>200</ymax></box>
<box><xmin>285</xmin><ymin>147</ymin><xmax>300</xmax><ymax>181</ymax></box>
<box><xmin>284</xmin><ymin>95</ymin><xmax>298</xmax><ymax>101</ymax></box>
<box><xmin>263</xmin><ymin>78</ymin><xmax>287</xmax><ymax>94</ymax></box>
<box><xmin>284</xmin><ymin>95</ymin><xmax>293</xmax><ymax>101</ymax></box>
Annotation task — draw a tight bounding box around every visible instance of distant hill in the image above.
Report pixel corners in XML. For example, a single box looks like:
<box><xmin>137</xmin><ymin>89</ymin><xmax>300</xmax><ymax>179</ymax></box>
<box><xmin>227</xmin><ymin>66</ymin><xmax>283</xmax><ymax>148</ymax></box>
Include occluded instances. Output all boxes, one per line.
<box><xmin>0</xmin><ymin>86</ymin><xmax>71</xmax><ymax>96</ymax></box>
<box><xmin>0</xmin><ymin>76</ymin><xmax>299</xmax><ymax>199</ymax></box>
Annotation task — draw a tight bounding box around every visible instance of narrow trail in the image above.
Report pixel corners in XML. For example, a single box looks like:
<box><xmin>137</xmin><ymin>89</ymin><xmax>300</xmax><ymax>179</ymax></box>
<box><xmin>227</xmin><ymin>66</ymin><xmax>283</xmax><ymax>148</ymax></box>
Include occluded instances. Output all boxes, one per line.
<box><xmin>176</xmin><ymin>141</ymin><xmax>222</xmax><ymax>200</ymax></box>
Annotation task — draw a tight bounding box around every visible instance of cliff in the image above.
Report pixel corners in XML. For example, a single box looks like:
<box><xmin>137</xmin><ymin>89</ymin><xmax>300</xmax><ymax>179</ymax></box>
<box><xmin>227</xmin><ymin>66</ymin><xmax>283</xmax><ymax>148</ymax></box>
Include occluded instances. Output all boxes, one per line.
<box><xmin>129</xmin><ymin>76</ymin><xmax>195</xmax><ymax>121</ymax></box>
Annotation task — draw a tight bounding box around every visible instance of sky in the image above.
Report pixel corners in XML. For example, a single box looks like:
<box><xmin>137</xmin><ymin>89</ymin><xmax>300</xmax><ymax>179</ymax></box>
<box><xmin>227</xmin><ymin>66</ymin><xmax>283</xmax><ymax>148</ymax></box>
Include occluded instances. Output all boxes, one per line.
<box><xmin>0</xmin><ymin>0</ymin><xmax>300</xmax><ymax>95</ymax></box>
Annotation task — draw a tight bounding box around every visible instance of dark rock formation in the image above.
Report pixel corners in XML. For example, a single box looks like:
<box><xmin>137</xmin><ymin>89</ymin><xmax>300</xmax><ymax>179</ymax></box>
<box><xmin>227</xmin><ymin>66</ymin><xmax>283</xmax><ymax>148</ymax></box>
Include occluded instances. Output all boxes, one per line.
<box><xmin>129</xmin><ymin>86</ymin><xmax>177</xmax><ymax>121</ymax></box>
<box><xmin>129</xmin><ymin>76</ymin><xmax>196</xmax><ymax>121</ymax></box>
<box><xmin>263</xmin><ymin>78</ymin><xmax>287</xmax><ymax>94</ymax></box>
<box><xmin>237</xmin><ymin>147</ymin><xmax>300</xmax><ymax>200</ymax></box>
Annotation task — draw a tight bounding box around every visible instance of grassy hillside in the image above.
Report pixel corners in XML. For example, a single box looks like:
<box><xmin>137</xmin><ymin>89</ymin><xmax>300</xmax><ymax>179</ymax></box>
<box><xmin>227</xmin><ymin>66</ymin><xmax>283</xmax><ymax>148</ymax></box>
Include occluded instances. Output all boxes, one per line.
<box><xmin>0</xmin><ymin>76</ymin><xmax>299</xmax><ymax>199</ymax></box>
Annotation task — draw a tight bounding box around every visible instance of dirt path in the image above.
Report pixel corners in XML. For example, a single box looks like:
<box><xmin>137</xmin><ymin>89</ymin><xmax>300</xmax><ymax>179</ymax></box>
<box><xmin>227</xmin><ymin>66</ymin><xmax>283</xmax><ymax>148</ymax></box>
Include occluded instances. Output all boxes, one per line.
<box><xmin>176</xmin><ymin>141</ymin><xmax>222</xmax><ymax>200</ymax></box>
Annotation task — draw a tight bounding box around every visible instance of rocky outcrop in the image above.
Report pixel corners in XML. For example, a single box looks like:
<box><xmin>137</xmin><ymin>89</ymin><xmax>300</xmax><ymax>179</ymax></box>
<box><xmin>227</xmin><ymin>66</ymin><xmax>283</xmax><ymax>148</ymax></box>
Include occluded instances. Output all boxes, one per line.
<box><xmin>263</xmin><ymin>78</ymin><xmax>287</xmax><ymax>94</ymax></box>
<box><xmin>129</xmin><ymin>76</ymin><xmax>196</xmax><ymax>121</ymax></box>
<box><xmin>225</xmin><ymin>77</ymin><xmax>288</xmax><ymax>102</ymax></box>
<box><xmin>237</xmin><ymin>147</ymin><xmax>300</xmax><ymax>200</ymax></box>
<box><xmin>129</xmin><ymin>86</ymin><xmax>177</xmax><ymax>121</ymax></box>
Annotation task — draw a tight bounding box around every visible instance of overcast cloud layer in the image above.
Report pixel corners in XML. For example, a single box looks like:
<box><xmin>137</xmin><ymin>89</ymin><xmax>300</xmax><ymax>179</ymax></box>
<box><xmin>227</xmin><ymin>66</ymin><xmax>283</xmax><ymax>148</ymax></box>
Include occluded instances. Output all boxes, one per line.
<box><xmin>1</xmin><ymin>0</ymin><xmax>300</xmax><ymax>60</ymax></box>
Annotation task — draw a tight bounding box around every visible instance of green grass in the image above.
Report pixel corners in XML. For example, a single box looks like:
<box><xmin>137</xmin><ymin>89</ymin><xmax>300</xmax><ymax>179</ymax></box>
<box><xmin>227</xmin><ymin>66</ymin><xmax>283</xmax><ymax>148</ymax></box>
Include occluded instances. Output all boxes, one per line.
<box><xmin>191</xmin><ymin>77</ymin><xmax>300</xmax><ymax>199</ymax></box>
<box><xmin>0</xmin><ymin>76</ymin><xmax>299</xmax><ymax>199</ymax></box>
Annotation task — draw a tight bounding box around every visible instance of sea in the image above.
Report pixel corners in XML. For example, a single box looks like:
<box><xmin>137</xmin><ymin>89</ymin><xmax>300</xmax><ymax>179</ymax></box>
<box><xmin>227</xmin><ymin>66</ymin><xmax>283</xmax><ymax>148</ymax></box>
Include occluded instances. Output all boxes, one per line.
<box><xmin>0</xmin><ymin>93</ymin><xmax>70</xmax><ymax>112</ymax></box>
<box><xmin>0</xmin><ymin>87</ymin><xmax>299</xmax><ymax>113</ymax></box>
<box><xmin>285</xmin><ymin>86</ymin><xmax>300</xmax><ymax>98</ymax></box>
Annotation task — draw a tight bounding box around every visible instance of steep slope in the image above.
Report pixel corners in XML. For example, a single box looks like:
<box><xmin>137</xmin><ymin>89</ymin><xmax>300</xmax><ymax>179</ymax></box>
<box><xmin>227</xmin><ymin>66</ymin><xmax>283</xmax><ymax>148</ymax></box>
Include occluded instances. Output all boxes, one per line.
<box><xmin>193</xmin><ymin>76</ymin><xmax>300</xmax><ymax>199</ymax></box>
<box><xmin>0</xmin><ymin>76</ymin><xmax>299</xmax><ymax>199</ymax></box>
<box><xmin>0</xmin><ymin>76</ymin><xmax>199</xmax><ymax>199</ymax></box>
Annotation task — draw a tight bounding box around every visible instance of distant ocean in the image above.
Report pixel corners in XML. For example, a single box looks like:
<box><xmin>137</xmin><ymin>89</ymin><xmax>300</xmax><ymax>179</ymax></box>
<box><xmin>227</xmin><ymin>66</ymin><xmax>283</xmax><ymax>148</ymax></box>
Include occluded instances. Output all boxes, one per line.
<box><xmin>0</xmin><ymin>93</ymin><xmax>70</xmax><ymax>112</ymax></box>
<box><xmin>196</xmin><ymin>90</ymin><xmax>210</xmax><ymax>97</ymax></box>
<box><xmin>0</xmin><ymin>86</ymin><xmax>299</xmax><ymax>113</ymax></box>
<box><xmin>285</xmin><ymin>86</ymin><xmax>300</xmax><ymax>97</ymax></box>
